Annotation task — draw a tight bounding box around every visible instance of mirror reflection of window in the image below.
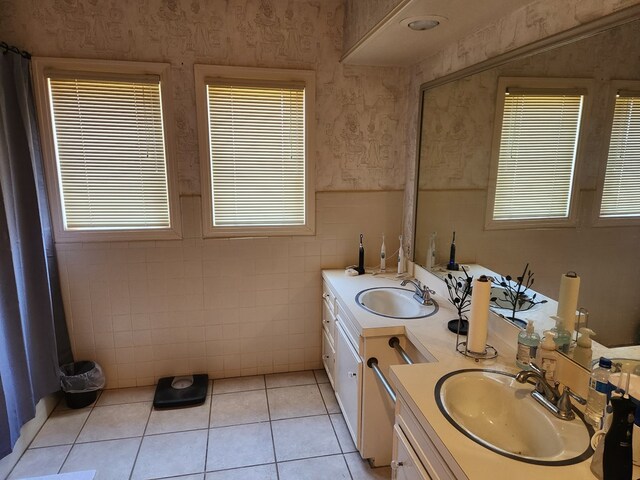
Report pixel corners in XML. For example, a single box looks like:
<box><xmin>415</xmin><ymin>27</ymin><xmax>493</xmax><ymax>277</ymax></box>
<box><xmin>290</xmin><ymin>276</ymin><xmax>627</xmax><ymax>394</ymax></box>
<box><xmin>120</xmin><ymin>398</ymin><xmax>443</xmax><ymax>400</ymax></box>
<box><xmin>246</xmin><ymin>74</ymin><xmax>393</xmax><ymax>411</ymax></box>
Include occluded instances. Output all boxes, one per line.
<box><xmin>485</xmin><ymin>77</ymin><xmax>593</xmax><ymax>230</ymax></box>
<box><xmin>599</xmin><ymin>92</ymin><xmax>640</xmax><ymax>219</ymax></box>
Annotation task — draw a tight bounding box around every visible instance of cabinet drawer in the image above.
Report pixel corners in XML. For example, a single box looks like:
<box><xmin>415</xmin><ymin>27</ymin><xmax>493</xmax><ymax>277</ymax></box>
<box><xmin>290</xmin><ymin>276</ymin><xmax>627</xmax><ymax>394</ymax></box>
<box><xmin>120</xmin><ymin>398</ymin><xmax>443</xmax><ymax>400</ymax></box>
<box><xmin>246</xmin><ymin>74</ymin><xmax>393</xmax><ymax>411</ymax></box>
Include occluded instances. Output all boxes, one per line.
<box><xmin>322</xmin><ymin>283</ymin><xmax>336</xmax><ymax>314</ymax></box>
<box><xmin>393</xmin><ymin>424</ymin><xmax>432</xmax><ymax>480</ymax></box>
<box><xmin>322</xmin><ymin>299</ymin><xmax>336</xmax><ymax>343</ymax></box>
<box><xmin>396</xmin><ymin>398</ymin><xmax>463</xmax><ymax>480</ymax></box>
<box><xmin>322</xmin><ymin>328</ymin><xmax>336</xmax><ymax>388</ymax></box>
<box><xmin>335</xmin><ymin>319</ymin><xmax>362</xmax><ymax>449</ymax></box>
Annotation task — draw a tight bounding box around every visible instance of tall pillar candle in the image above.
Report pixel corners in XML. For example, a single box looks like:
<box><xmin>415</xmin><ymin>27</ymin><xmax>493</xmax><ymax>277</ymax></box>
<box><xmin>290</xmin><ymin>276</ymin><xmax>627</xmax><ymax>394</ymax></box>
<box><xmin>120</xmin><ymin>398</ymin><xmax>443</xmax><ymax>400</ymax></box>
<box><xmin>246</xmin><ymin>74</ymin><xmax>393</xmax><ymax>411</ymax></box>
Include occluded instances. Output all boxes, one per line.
<box><xmin>468</xmin><ymin>275</ymin><xmax>491</xmax><ymax>354</ymax></box>
<box><xmin>557</xmin><ymin>272</ymin><xmax>580</xmax><ymax>333</ymax></box>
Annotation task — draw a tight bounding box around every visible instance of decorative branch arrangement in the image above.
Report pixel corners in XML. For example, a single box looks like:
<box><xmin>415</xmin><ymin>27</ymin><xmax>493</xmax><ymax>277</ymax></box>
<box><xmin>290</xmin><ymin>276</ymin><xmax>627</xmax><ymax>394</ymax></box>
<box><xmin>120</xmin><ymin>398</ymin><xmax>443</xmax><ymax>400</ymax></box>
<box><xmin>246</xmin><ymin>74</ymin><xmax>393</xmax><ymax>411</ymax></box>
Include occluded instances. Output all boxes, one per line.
<box><xmin>444</xmin><ymin>266</ymin><xmax>473</xmax><ymax>323</ymax></box>
<box><xmin>490</xmin><ymin>263</ymin><xmax>547</xmax><ymax>326</ymax></box>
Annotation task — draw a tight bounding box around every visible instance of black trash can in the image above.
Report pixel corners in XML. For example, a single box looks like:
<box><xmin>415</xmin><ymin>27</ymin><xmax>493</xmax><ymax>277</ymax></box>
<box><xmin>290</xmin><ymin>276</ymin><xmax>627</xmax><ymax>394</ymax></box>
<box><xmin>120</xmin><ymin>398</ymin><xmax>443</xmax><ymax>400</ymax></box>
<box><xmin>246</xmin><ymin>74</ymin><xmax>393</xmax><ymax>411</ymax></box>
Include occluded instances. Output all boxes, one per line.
<box><xmin>60</xmin><ymin>361</ymin><xmax>105</xmax><ymax>409</ymax></box>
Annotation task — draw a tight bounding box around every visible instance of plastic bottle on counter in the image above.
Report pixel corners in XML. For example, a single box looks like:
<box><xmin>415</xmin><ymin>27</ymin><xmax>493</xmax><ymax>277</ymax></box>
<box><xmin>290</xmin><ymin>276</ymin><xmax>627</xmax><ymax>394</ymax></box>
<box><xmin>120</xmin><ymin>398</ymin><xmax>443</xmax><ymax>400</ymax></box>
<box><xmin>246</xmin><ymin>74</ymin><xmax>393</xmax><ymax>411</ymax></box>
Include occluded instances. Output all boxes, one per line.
<box><xmin>585</xmin><ymin>357</ymin><xmax>613</xmax><ymax>428</ymax></box>
<box><xmin>516</xmin><ymin>320</ymin><xmax>540</xmax><ymax>370</ymax></box>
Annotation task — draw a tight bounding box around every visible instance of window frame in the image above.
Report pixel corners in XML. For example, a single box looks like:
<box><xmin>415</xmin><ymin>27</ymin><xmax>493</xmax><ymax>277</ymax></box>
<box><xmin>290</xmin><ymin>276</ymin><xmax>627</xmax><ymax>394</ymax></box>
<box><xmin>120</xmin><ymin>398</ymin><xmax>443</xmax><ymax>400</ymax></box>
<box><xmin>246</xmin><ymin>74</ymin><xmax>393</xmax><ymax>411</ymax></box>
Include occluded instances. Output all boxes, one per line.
<box><xmin>194</xmin><ymin>64</ymin><xmax>316</xmax><ymax>238</ymax></box>
<box><xmin>485</xmin><ymin>77</ymin><xmax>593</xmax><ymax>230</ymax></box>
<box><xmin>31</xmin><ymin>57</ymin><xmax>182</xmax><ymax>243</ymax></box>
<box><xmin>593</xmin><ymin>80</ymin><xmax>640</xmax><ymax>227</ymax></box>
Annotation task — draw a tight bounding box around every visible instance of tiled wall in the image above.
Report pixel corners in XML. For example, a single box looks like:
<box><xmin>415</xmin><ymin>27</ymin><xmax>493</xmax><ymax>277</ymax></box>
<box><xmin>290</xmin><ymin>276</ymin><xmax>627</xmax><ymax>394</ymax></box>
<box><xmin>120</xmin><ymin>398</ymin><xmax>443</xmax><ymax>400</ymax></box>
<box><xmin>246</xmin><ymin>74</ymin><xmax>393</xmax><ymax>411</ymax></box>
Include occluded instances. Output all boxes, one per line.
<box><xmin>56</xmin><ymin>192</ymin><xmax>404</xmax><ymax>388</ymax></box>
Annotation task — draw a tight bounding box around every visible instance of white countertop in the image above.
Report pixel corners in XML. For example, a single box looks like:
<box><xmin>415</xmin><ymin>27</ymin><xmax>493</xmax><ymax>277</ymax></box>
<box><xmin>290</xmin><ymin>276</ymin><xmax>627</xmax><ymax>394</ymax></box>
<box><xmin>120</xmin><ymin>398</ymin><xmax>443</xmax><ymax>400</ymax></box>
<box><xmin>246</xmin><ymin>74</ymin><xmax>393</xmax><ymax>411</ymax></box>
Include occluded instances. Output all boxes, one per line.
<box><xmin>321</xmin><ymin>269</ymin><xmax>628</xmax><ymax>480</ymax></box>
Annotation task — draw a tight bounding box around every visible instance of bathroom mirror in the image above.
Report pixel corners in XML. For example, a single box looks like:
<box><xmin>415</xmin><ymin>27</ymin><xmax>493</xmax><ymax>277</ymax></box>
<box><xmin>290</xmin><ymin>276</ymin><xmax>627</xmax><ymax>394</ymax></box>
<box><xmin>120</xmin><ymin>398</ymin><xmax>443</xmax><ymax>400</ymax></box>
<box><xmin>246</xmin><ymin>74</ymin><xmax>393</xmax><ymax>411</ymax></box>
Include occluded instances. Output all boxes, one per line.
<box><xmin>413</xmin><ymin>18</ymin><xmax>640</xmax><ymax>366</ymax></box>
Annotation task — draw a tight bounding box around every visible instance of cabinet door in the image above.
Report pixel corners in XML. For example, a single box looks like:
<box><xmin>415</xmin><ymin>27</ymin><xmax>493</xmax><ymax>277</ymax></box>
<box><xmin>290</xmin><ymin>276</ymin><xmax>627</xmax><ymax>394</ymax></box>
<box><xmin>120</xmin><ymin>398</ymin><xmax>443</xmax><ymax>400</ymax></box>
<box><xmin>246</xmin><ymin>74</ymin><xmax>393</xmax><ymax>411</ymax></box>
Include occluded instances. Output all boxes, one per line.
<box><xmin>392</xmin><ymin>425</ymin><xmax>432</xmax><ymax>480</ymax></box>
<box><xmin>335</xmin><ymin>319</ymin><xmax>362</xmax><ymax>449</ymax></box>
<box><xmin>322</xmin><ymin>327</ymin><xmax>335</xmax><ymax>387</ymax></box>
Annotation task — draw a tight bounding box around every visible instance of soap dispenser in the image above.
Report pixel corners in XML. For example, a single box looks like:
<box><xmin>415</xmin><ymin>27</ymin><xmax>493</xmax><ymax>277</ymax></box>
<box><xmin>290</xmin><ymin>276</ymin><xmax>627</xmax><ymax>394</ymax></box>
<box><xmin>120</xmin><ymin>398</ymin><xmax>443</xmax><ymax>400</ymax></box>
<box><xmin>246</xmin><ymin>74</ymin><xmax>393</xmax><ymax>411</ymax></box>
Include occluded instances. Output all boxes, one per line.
<box><xmin>551</xmin><ymin>315</ymin><xmax>572</xmax><ymax>354</ymax></box>
<box><xmin>573</xmin><ymin>328</ymin><xmax>595</xmax><ymax>368</ymax></box>
<box><xmin>537</xmin><ymin>331</ymin><xmax>558</xmax><ymax>382</ymax></box>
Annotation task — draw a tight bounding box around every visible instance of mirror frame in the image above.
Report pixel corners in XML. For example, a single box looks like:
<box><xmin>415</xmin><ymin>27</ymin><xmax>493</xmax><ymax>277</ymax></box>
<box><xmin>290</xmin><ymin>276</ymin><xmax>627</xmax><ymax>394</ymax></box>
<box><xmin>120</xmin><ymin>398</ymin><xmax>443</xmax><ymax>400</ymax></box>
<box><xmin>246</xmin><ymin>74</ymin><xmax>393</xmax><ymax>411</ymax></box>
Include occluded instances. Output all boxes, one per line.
<box><xmin>411</xmin><ymin>6</ymin><xmax>640</xmax><ymax>371</ymax></box>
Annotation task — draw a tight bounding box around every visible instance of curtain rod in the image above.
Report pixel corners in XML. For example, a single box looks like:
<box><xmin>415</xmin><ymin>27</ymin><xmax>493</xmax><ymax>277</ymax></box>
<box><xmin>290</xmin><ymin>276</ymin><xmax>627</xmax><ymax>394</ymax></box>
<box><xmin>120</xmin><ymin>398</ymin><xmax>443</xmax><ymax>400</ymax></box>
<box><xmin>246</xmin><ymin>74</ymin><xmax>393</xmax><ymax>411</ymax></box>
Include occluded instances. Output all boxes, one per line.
<box><xmin>1</xmin><ymin>41</ymin><xmax>31</xmax><ymax>59</ymax></box>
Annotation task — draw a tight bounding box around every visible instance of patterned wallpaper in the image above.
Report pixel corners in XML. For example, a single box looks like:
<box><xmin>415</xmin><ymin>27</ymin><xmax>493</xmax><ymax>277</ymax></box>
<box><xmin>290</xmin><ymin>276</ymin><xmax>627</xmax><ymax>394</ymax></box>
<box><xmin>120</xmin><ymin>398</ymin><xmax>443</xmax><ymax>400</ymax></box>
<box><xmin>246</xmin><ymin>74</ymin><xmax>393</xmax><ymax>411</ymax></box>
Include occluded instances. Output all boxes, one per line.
<box><xmin>1</xmin><ymin>0</ymin><xmax>409</xmax><ymax>194</ymax></box>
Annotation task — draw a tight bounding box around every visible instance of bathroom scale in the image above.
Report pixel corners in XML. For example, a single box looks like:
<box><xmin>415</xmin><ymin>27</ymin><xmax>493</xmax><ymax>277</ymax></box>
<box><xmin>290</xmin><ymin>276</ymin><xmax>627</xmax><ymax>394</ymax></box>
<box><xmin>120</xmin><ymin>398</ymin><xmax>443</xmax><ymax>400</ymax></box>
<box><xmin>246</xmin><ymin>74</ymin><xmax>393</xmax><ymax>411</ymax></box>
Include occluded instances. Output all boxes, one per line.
<box><xmin>153</xmin><ymin>373</ymin><xmax>208</xmax><ymax>409</ymax></box>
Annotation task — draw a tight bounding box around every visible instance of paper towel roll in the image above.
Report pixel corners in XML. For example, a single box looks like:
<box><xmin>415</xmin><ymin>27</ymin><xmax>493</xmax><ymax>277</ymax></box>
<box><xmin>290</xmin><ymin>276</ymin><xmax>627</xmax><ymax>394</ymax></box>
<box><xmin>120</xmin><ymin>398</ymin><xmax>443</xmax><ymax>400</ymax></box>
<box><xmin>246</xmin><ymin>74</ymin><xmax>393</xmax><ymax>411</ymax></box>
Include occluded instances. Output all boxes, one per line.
<box><xmin>468</xmin><ymin>276</ymin><xmax>491</xmax><ymax>354</ymax></box>
<box><xmin>557</xmin><ymin>272</ymin><xmax>580</xmax><ymax>332</ymax></box>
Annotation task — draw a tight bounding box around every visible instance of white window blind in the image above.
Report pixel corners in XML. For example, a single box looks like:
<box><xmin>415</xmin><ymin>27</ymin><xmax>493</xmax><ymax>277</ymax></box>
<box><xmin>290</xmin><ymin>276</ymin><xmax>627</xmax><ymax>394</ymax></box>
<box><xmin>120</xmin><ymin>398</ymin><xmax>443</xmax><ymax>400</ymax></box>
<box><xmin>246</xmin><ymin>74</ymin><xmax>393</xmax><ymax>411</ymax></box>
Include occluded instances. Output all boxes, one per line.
<box><xmin>206</xmin><ymin>82</ymin><xmax>305</xmax><ymax>227</ymax></box>
<box><xmin>600</xmin><ymin>93</ymin><xmax>640</xmax><ymax>218</ymax></box>
<box><xmin>492</xmin><ymin>91</ymin><xmax>584</xmax><ymax>221</ymax></box>
<box><xmin>47</xmin><ymin>75</ymin><xmax>170</xmax><ymax>230</ymax></box>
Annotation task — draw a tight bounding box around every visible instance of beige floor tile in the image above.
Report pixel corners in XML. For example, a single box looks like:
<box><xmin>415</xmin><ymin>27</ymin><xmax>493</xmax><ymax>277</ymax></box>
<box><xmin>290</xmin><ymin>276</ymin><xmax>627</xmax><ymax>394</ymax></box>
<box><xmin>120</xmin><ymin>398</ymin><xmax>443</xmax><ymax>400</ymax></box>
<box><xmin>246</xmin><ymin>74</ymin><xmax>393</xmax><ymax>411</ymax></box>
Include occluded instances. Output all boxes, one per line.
<box><xmin>96</xmin><ymin>386</ymin><xmax>155</xmax><ymax>406</ymax></box>
<box><xmin>210</xmin><ymin>390</ymin><xmax>268</xmax><ymax>427</ymax></box>
<box><xmin>330</xmin><ymin>414</ymin><xmax>357</xmax><ymax>453</ymax></box>
<box><xmin>131</xmin><ymin>430</ymin><xmax>207</xmax><ymax>480</ymax></box>
<box><xmin>60</xmin><ymin>437</ymin><xmax>140</xmax><ymax>480</ymax></box>
<box><xmin>162</xmin><ymin>476</ymin><xmax>204</xmax><ymax>480</ymax></box>
<box><xmin>206</xmin><ymin>423</ymin><xmax>274</xmax><ymax>471</ymax></box>
<box><xmin>211</xmin><ymin>375</ymin><xmax>265</xmax><ymax>394</ymax></box>
<box><xmin>267</xmin><ymin>385</ymin><xmax>326</xmax><ymax>420</ymax></box>
<box><xmin>271</xmin><ymin>415</ymin><xmax>341</xmax><ymax>461</ymax></box>
<box><xmin>277</xmin><ymin>454</ymin><xmax>351</xmax><ymax>480</ymax></box>
<box><xmin>314</xmin><ymin>369</ymin><xmax>330</xmax><ymax>384</ymax></box>
<box><xmin>344</xmin><ymin>452</ymin><xmax>392</xmax><ymax>479</ymax></box>
<box><xmin>319</xmin><ymin>383</ymin><xmax>340</xmax><ymax>414</ymax></box>
<box><xmin>163</xmin><ymin>475</ymin><xmax>204</xmax><ymax>480</ymax></box>
<box><xmin>77</xmin><ymin>403</ymin><xmax>151</xmax><ymax>442</ymax></box>
<box><xmin>265</xmin><ymin>371</ymin><xmax>316</xmax><ymax>388</ymax></box>
<box><xmin>31</xmin><ymin>408</ymin><xmax>91</xmax><ymax>447</ymax></box>
<box><xmin>146</xmin><ymin>396</ymin><xmax>211</xmax><ymax>435</ymax></box>
<box><xmin>205</xmin><ymin>464</ymin><xmax>277</xmax><ymax>480</ymax></box>
<box><xmin>7</xmin><ymin>445</ymin><xmax>71</xmax><ymax>479</ymax></box>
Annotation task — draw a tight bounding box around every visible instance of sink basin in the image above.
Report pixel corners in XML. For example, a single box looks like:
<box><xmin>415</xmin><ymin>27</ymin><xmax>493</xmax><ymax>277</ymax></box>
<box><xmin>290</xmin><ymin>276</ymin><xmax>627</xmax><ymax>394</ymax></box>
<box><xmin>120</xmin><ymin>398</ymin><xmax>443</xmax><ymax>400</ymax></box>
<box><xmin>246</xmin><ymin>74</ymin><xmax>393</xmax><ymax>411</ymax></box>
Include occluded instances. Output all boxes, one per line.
<box><xmin>355</xmin><ymin>287</ymin><xmax>438</xmax><ymax>319</ymax></box>
<box><xmin>436</xmin><ymin>369</ymin><xmax>593</xmax><ymax>465</ymax></box>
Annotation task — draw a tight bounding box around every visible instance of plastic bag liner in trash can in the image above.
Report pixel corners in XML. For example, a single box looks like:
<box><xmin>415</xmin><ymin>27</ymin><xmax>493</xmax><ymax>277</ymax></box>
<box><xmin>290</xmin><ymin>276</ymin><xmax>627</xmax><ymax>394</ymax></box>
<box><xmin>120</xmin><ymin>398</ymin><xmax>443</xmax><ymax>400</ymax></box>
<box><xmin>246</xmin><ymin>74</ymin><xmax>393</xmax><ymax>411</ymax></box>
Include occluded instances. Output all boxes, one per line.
<box><xmin>60</xmin><ymin>361</ymin><xmax>105</xmax><ymax>409</ymax></box>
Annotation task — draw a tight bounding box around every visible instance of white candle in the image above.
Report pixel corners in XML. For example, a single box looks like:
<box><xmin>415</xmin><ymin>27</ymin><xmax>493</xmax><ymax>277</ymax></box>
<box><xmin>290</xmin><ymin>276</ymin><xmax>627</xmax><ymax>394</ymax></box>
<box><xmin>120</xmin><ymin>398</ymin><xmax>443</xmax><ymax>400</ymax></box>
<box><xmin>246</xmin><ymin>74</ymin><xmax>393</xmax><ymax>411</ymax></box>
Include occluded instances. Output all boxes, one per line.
<box><xmin>468</xmin><ymin>276</ymin><xmax>491</xmax><ymax>354</ymax></box>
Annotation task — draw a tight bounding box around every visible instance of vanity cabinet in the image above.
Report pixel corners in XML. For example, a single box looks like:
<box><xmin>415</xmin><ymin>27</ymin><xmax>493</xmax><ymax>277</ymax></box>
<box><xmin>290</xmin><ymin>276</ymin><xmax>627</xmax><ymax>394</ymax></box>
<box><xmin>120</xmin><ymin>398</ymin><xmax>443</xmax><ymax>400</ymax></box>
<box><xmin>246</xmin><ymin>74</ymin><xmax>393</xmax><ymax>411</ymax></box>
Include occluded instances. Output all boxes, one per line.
<box><xmin>321</xmin><ymin>274</ymin><xmax>432</xmax><ymax>466</ymax></box>
<box><xmin>321</xmin><ymin>285</ymin><xmax>336</xmax><ymax>387</ymax></box>
<box><xmin>334</xmin><ymin>318</ymin><xmax>362</xmax><ymax>447</ymax></box>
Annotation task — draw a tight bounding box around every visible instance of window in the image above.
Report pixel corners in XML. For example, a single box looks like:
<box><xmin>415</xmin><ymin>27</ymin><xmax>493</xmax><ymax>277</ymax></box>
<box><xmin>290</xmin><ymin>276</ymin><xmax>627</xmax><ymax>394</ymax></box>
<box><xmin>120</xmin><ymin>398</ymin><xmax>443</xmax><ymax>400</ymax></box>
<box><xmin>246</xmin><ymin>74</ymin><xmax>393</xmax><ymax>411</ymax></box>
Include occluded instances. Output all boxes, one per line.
<box><xmin>598</xmin><ymin>86</ymin><xmax>640</xmax><ymax>221</ymax></box>
<box><xmin>195</xmin><ymin>65</ymin><xmax>315</xmax><ymax>237</ymax></box>
<box><xmin>486</xmin><ymin>78</ymin><xmax>591</xmax><ymax>229</ymax></box>
<box><xmin>31</xmin><ymin>58</ymin><xmax>180</xmax><ymax>242</ymax></box>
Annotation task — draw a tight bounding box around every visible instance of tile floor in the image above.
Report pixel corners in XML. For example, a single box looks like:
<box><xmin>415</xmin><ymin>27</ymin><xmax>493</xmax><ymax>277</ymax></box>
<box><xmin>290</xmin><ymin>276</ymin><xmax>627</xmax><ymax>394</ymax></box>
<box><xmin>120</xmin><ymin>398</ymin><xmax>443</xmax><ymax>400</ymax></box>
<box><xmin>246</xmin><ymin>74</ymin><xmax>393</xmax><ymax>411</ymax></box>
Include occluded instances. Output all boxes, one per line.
<box><xmin>7</xmin><ymin>370</ymin><xmax>391</xmax><ymax>480</ymax></box>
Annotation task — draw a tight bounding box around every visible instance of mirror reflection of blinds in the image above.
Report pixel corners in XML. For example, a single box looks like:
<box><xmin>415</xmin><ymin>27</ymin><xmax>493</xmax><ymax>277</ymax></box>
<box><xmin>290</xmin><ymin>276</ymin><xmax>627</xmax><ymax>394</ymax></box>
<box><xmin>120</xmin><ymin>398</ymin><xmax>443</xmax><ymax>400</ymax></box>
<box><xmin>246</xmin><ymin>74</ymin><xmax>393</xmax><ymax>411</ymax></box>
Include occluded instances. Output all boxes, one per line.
<box><xmin>206</xmin><ymin>83</ymin><xmax>305</xmax><ymax>227</ymax></box>
<box><xmin>600</xmin><ymin>93</ymin><xmax>640</xmax><ymax>218</ymax></box>
<box><xmin>47</xmin><ymin>77</ymin><xmax>170</xmax><ymax>230</ymax></box>
<box><xmin>493</xmin><ymin>92</ymin><xmax>584</xmax><ymax>221</ymax></box>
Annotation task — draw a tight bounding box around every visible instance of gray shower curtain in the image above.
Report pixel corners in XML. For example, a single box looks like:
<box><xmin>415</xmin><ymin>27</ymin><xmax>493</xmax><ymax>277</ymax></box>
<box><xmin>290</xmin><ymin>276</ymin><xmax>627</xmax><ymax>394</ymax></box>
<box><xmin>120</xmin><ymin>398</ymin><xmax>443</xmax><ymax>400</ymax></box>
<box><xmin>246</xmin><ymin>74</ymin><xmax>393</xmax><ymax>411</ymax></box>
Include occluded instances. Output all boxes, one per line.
<box><xmin>0</xmin><ymin>51</ymin><xmax>73</xmax><ymax>458</ymax></box>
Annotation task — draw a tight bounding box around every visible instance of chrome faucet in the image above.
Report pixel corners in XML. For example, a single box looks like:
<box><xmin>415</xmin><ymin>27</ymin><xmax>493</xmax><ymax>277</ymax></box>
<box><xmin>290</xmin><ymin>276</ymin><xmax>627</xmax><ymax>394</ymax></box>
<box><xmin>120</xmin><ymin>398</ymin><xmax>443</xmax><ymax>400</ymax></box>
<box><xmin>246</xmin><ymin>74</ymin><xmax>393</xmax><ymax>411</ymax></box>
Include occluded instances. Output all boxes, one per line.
<box><xmin>400</xmin><ymin>279</ymin><xmax>435</xmax><ymax>306</ymax></box>
<box><xmin>515</xmin><ymin>362</ymin><xmax>586</xmax><ymax>421</ymax></box>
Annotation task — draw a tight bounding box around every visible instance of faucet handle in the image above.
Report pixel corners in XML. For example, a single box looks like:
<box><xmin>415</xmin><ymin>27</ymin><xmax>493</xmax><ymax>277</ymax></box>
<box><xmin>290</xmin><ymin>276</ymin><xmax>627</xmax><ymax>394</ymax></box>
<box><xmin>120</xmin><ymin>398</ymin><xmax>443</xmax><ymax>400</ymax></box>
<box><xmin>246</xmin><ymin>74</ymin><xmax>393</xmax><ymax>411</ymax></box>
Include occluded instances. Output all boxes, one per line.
<box><xmin>562</xmin><ymin>385</ymin><xmax>587</xmax><ymax>405</ymax></box>
<box><xmin>556</xmin><ymin>386</ymin><xmax>585</xmax><ymax>420</ymax></box>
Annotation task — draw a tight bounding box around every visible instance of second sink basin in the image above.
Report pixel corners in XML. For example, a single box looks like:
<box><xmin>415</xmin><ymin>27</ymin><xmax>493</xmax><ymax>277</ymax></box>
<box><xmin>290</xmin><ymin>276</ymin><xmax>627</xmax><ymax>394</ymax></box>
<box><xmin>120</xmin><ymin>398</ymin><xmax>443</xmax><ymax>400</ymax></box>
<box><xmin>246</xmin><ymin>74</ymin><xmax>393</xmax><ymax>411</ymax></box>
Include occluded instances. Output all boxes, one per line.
<box><xmin>355</xmin><ymin>287</ymin><xmax>438</xmax><ymax>319</ymax></box>
<box><xmin>436</xmin><ymin>369</ymin><xmax>593</xmax><ymax>465</ymax></box>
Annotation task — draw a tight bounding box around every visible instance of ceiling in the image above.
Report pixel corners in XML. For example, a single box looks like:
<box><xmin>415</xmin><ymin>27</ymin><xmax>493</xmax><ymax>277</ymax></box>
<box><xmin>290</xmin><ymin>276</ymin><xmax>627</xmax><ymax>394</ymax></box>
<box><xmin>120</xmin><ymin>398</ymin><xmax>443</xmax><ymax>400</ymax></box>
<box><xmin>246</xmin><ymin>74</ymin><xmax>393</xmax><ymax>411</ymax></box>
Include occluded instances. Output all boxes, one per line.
<box><xmin>342</xmin><ymin>0</ymin><xmax>535</xmax><ymax>66</ymax></box>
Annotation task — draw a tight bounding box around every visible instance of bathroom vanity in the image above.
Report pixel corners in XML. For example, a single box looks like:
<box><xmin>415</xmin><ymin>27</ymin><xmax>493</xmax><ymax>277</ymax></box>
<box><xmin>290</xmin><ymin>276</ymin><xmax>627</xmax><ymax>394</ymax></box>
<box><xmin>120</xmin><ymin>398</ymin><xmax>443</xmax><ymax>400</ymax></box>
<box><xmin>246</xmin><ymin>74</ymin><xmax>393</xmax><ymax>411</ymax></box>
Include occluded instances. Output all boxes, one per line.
<box><xmin>321</xmin><ymin>267</ymin><xmax>640</xmax><ymax>479</ymax></box>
